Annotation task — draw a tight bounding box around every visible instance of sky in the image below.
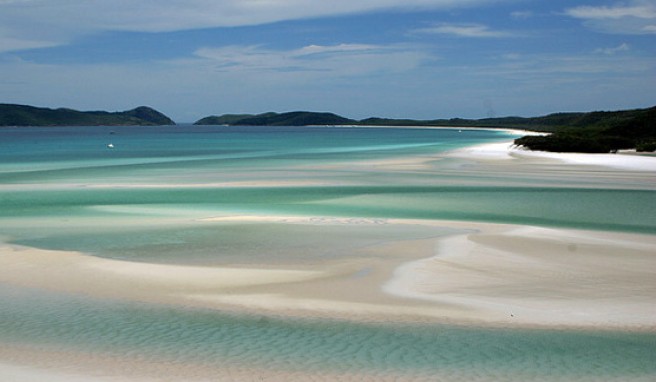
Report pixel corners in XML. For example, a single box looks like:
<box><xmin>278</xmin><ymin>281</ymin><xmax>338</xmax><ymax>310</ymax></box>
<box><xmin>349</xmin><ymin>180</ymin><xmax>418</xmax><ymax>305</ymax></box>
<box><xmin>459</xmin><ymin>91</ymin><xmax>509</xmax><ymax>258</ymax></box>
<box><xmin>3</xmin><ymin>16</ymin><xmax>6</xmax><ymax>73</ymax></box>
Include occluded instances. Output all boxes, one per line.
<box><xmin>0</xmin><ymin>0</ymin><xmax>655</xmax><ymax>122</ymax></box>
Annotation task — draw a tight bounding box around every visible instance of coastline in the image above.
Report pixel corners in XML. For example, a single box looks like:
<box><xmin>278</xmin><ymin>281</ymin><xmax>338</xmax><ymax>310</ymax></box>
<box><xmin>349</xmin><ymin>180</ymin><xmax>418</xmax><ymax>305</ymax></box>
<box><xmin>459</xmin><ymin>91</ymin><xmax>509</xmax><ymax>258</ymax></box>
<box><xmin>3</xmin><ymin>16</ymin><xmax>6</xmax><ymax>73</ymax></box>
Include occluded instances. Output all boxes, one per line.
<box><xmin>350</xmin><ymin>123</ymin><xmax>540</xmax><ymax>136</ymax></box>
<box><xmin>449</xmin><ymin>139</ymin><xmax>656</xmax><ymax>171</ymax></box>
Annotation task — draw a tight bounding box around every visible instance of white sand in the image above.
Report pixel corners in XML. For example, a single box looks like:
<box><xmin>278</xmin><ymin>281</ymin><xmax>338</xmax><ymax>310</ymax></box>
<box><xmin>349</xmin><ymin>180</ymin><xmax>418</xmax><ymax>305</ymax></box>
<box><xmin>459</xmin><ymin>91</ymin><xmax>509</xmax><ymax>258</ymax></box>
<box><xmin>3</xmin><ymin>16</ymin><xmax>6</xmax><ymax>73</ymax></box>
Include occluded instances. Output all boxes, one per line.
<box><xmin>2</xmin><ymin>132</ymin><xmax>655</xmax><ymax>380</ymax></box>
<box><xmin>0</xmin><ymin>362</ymin><xmax>125</xmax><ymax>382</ymax></box>
<box><xmin>451</xmin><ymin>140</ymin><xmax>656</xmax><ymax>171</ymax></box>
<box><xmin>2</xmin><ymin>217</ymin><xmax>654</xmax><ymax>330</ymax></box>
<box><xmin>512</xmin><ymin>147</ymin><xmax>656</xmax><ymax>171</ymax></box>
<box><xmin>0</xmin><ymin>243</ymin><xmax>324</xmax><ymax>304</ymax></box>
<box><xmin>449</xmin><ymin>141</ymin><xmax>519</xmax><ymax>160</ymax></box>
<box><xmin>384</xmin><ymin>224</ymin><xmax>656</xmax><ymax>328</ymax></box>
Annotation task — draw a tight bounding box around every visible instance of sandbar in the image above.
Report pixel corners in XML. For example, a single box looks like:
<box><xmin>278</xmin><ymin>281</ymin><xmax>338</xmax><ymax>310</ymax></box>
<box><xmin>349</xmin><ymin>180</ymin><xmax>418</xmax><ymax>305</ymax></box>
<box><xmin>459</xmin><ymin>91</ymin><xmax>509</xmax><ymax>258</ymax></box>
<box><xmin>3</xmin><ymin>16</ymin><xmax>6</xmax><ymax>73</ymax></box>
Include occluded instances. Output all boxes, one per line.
<box><xmin>1</xmin><ymin>216</ymin><xmax>654</xmax><ymax>330</ymax></box>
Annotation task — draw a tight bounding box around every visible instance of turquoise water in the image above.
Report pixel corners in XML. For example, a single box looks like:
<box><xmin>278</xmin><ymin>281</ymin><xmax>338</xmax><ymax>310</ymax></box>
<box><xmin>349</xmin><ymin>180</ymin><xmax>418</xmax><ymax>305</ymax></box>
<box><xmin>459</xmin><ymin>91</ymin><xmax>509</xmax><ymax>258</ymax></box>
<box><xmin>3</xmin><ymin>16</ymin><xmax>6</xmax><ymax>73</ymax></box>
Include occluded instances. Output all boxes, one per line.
<box><xmin>1</xmin><ymin>125</ymin><xmax>654</xmax><ymax>235</ymax></box>
<box><xmin>1</xmin><ymin>125</ymin><xmax>655</xmax><ymax>380</ymax></box>
<box><xmin>1</xmin><ymin>287</ymin><xmax>654</xmax><ymax>380</ymax></box>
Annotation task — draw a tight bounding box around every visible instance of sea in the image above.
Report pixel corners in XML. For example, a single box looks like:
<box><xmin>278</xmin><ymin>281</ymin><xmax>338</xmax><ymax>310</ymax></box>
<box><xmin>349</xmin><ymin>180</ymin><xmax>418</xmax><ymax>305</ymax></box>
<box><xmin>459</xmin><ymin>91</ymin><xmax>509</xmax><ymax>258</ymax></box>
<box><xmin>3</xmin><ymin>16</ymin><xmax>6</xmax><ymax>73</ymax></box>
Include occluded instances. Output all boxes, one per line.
<box><xmin>0</xmin><ymin>125</ymin><xmax>654</xmax><ymax>381</ymax></box>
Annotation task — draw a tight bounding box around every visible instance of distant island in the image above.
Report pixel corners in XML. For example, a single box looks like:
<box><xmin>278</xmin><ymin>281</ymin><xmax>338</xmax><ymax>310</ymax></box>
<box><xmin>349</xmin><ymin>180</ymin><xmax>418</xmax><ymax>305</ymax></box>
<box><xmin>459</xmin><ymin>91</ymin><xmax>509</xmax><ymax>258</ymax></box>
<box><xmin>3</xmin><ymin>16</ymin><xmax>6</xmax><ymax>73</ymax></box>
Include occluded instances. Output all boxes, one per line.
<box><xmin>195</xmin><ymin>106</ymin><xmax>656</xmax><ymax>153</ymax></box>
<box><xmin>195</xmin><ymin>111</ymin><xmax>354</xmax><ymax>127</ymax></box>
<box><xmin>1</xmin><ymin>103</ymin><xmax>653</xmax><ymax>153</ymax></box>
<box><xmin>0</xmin><ymin>104</ymin><xmax>175</xmax><ymax>126</ymax></box>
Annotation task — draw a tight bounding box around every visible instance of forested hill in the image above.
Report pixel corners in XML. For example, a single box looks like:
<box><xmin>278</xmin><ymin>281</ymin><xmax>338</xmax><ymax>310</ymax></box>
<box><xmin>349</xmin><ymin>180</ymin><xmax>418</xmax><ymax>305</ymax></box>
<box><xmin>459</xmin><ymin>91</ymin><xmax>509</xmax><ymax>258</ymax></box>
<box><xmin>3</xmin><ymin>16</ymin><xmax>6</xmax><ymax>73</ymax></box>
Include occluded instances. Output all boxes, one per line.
<box><xmin>3</xmin><ymin>103</ymin><xmax>653</xmax><ymax>152</ymax></box>
<box><xmin>0</xmin><ymin>104</ymin><xmax>175</xmax><ymax>126</ymax></box>
<box><xmin>195</xmin><ymin>111</ymin><xmax>355</xmax><ymax>126</ymax></box>
<box><xmin>196</xmin><ymin>106</ymin><xmax>655</xmax><ymax>153</ymax></box>
<box><xmin>513</xmin><ymin>106</ymin><xmax>656</xmax><ymax>153</ymax></box>
<box><xmin>195</xmin><ymin>107</ymin><xmax>654</xmax><ymax>132</ymax></box>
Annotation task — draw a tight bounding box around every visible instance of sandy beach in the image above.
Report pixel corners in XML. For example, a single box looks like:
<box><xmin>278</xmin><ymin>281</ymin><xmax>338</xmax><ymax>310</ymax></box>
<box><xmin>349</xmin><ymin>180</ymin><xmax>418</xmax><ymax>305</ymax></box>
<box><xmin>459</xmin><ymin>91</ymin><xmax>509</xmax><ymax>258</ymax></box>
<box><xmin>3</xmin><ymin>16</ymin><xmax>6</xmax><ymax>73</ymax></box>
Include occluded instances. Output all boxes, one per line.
<box><xmin>451</xmin><ymin>140</ymin><xmax>656</xmax><ymax>172</ymax></box>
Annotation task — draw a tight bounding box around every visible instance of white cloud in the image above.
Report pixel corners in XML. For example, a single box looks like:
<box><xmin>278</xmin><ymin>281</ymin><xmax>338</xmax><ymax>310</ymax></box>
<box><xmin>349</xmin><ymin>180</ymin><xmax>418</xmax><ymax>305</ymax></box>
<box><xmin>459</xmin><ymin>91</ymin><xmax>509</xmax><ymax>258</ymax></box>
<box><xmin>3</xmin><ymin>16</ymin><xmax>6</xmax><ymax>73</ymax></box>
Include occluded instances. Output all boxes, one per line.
<box><xmin>0</xmin><ymin>43</ymin><xmax>433</xmax><ymax>121</ymax></box>
<box><xmin>2</xmin><ymin>41</ymin><xmax>653</xmax><ymax>122</ymax></box>
<box><xmin>595</xmin><ymin>42</ymin><xmax>630</xmax><ymax>55</ymax></box>
<box><xmin>414</xmin><ymin>23</ymin><xmax>512</xmax><ymax>37</ymax></box>
<box><xmin>510</xmin><ymin>10</ymin><xmax>533</xmax><ymax>19</ymax></box>
<box><xmin>0</xmin><ymin>0</ymin><xmax>499</xmax><ymax>52</ymax></box>
<box><xmin>565</xmin><ymin>4</ymin><xmax>656</xmax><ymax>19</ymax></box>
<box><xmin>0</xmin><ymin>35</ymin><xmax>59</xmax><ymax>53</ymax></box>
<box><xmin>193</xmin><ymin>43</ymin><xmax>429</xmax><ymax>75</ymax></box>
<box><xmin>565</xmin><ymin>1</ymin><xmax>656</xmax><ymax>34</ymax></box>
<box><xmin>294</xmin><ymin>44</ymin><xmax>380</xmax><ymax>57</ymax></box>
<box><xmin>481</xmin><ymin>52</ymin><xmax>653</xmax><ymax>81</ymax></box>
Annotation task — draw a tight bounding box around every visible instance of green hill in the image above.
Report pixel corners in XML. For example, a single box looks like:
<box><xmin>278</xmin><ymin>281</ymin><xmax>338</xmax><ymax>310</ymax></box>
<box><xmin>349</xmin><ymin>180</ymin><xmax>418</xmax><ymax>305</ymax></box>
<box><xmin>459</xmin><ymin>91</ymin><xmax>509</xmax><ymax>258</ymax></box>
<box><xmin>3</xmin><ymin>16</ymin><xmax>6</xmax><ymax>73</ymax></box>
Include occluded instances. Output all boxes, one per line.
<box><xmin>194</xmin><ymin>113</ymin><xmax>278</xmax><ymax>125</ymax></box>
<box><xmin>513</xmin><ymin>107</ymin><xmax>656</xmax><ymax>153</ymax></box>
<box><xmin>0</xmin><ymin>104</ymin><xmax>175</xmax><ymax>126</ymax></box>
<box><xmin>195</xmin><ymin>107</ymin><xmax>655</xmax><ymax>153</ymax></box>
<box><xmin>195</xmin><ymin>111</ymin><xmax>355</xmax><ymax>126</ymax></box>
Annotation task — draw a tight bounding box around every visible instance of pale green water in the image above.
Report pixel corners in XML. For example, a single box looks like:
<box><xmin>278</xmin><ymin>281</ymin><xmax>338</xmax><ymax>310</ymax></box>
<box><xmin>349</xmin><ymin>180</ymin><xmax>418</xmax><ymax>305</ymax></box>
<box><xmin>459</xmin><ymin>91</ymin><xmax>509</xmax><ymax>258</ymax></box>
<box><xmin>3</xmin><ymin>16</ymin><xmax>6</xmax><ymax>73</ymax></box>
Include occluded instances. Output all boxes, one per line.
<box><xmin>1</xmin><ymin>125</ymin><xmax>655</xmax><ymax>380</ymax></box>
<box><xmin>1</xmin><ymin>287</ymin><xmax>654</xmax><ymax>380</ymax></box>
<box><xmin>1</xmin><ymin>126</ymin><xmax>654</xmax><ymax>235</ymax></box>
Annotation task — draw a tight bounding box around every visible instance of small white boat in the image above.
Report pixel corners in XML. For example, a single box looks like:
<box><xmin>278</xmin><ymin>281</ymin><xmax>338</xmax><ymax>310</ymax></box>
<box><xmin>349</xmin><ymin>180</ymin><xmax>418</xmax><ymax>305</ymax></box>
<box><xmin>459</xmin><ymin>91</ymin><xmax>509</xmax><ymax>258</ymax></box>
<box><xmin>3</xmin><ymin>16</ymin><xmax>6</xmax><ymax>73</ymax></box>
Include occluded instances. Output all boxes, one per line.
<box><xmin>107</xmin><ymin>143</ymin><xmax>114</xmax><ymax>148</ymax></box>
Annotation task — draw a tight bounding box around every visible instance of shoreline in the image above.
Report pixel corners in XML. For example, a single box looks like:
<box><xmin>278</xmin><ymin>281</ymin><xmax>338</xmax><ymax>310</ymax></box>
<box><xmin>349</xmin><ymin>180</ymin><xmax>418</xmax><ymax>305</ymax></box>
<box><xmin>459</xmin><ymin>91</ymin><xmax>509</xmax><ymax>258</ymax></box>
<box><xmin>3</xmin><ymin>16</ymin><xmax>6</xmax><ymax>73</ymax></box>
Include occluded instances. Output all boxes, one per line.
<box><xmin>347</xmin><ymin>123</ymin><xmax>540</xmax><ymax>136</ymax></box>
<box><xmin>449</xmin><ymin>139</ymin><xmax>656</xmax><ymax>171</ymax></box>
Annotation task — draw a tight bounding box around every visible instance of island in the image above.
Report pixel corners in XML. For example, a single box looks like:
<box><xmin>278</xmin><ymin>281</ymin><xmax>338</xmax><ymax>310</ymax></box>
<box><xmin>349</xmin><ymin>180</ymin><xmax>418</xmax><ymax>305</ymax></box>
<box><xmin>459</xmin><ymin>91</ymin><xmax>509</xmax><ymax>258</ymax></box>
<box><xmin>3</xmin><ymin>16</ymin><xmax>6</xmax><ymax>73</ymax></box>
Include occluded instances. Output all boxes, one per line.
<box><xmin>0</xmin><ymin>104</ymin><xmax>175</xmax><ymax>126</ymax></box>
<box><xmin>2</xmin><ymin>103</ymin><xmax>653</xmax><ymax>153</ymax></box>
<box><xmin>195</xmin><ymin>106</ymin><xmax>656</xmax><ymax>153</ymax></box>
<box><xmin>195</xmin><ymin>111</ymin><xmax>355</xmax><ymax>126</ymax></box>
<box><xmin>512</xmin><ymin>106</ymin><xmax>655</xmax><ymax>153</ymax></box>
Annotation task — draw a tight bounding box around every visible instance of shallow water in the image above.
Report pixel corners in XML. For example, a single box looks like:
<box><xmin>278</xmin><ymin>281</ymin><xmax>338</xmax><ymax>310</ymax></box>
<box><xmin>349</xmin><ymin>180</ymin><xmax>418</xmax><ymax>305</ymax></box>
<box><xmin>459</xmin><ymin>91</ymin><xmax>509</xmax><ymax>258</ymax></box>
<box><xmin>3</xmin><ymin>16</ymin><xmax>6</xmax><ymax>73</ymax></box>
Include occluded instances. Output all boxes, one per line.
<box><xmin>1</xmin><ymin>287</ymin><xmax>654</xmax><ymax>381</ymax></box>
<box><xmin>1</xmin><ymin>126</ymin><xmax>654</xmax><ymax>235</ymax></box>
<box><xmin>1</xmin><ymin>125</ymin><xmax>655</xmax><ymax>380</ymax></box>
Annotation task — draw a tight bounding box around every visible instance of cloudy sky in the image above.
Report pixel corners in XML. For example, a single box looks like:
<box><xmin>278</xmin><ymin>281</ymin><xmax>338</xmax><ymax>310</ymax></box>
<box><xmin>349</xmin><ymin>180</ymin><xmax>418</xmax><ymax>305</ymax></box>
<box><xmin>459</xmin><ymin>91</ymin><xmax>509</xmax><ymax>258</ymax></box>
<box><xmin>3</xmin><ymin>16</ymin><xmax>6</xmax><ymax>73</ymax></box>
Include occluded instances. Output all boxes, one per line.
<box><xmin>1</xmin><ymin>0</ymin><xmax>654</xmax><ymax>122</ymax></box>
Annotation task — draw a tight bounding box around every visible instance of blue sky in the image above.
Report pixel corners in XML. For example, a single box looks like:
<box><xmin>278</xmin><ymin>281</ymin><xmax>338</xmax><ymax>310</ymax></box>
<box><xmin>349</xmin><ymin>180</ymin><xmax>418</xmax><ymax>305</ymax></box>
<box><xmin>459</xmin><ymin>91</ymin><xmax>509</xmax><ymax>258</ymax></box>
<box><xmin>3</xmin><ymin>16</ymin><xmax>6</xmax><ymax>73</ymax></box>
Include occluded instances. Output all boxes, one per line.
<box><xmin>1</xmin><ymin>0</ymin><xmax>654</xmax><ymax>122</ymax></box>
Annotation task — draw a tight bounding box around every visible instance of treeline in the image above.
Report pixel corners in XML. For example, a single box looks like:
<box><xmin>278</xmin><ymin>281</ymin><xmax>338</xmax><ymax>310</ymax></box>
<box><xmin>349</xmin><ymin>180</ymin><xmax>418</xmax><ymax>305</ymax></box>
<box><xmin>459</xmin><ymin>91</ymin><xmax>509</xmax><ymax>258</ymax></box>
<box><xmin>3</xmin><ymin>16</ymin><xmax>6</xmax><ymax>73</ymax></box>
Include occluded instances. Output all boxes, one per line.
<box><xmin>514</xmin><ymin>106</ymin><xmax>656</xmax><ymax>153</ymax></box>
<box><xmin>195</xmin><ymin>106</ymin><xmax>656</xmax><ymax>153</ymax></box>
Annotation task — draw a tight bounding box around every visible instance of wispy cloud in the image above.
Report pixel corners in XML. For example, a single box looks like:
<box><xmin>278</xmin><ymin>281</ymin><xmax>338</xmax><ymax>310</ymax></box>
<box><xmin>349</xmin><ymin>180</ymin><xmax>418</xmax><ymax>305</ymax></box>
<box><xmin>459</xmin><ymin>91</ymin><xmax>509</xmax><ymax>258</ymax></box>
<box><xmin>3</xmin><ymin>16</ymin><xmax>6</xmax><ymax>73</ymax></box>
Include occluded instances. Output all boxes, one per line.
<box><xmin>565</xmin><ymin>1</ymin><xmax>656</xmax><ymax>34</ymax></box>
<box><xmin>565</xmin><ymin>4</ymin><xmax>656</xmax><ymax>19</ymax></box>
<box><xmin>295</xmin><ymin>44</ymin><xmax>380</xmax><ymax>57</ymax></box>
<box><xmin>193</xmin><ymin>43</ymin><xmax>429</xmax><ymax>75</ymax></box>
<box><xmin>595</xmin><ymin>43</ymin><xmax>630</xmax><ymax>55</ymax></box>
<box><xmin>0</xmin><ymin>42</ymin><xmax>433</xmax><ymax>120</ymax></box>
<box><xmin>0</xmin><ymin>0</ymin><xmax>499</xmax><ymax>52</ymax></box>
<box><xmin>414</xmin><ymin>23</ymin><xmax>512</xmax><ymax>37</ymax></box>
<box><xmin>0</xmin><ymin>35</ymin><xmax>59</xmax><ymax>53</ymax></box>
<box><xmin>510</xmin><ymin>10</ymin><xmax>533</xmax><ymax>19</ymax></box>
<box><xmin>488</xmin><ymin>51</ymin><xmax>652</xmax><ymax>82</ymax></box>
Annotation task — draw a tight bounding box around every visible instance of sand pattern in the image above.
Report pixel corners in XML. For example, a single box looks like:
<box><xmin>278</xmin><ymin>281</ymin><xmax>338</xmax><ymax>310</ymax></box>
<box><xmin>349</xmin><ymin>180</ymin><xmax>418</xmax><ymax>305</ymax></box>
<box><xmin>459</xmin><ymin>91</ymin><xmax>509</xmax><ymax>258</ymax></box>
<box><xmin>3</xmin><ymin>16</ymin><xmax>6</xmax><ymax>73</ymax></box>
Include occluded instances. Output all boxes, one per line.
<box><xmin>1</xmin><ymin>126</ymin><xmax>655</xmax><ymax>380</ymax></box>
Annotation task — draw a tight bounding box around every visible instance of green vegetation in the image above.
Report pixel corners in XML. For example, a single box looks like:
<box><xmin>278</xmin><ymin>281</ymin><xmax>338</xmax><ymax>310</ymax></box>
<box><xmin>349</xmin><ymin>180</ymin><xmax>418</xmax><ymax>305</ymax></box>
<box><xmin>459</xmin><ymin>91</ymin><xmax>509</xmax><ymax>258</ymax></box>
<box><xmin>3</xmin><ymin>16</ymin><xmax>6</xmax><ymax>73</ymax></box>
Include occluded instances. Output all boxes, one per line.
<box><xmin>194</xmin><ymin>113</ymin><xmax>278</xmax><ymax>125</ymax></box>
<box><xmin>196</xmin><ymin>106</ymin><xmax>656</xmax><ymax>153</ymax></box>
<box><xmin>195</xmin><ymin>111</ymin><xmax>355</xmax><ymax>126</ymax></box>
<box><xmin>514</xmin><ymin>107</ymin><xmax>656</xmax><ymax>153</ymax></box>
<box><xmin>4</xmin><ymin>103</ymin><xmax>654</xmax><ymax>153</ymax></box>
<box><xmin>0</xmin><ymin>104</ymin><xmax>175</xmax><ymax>126</ymax></box>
